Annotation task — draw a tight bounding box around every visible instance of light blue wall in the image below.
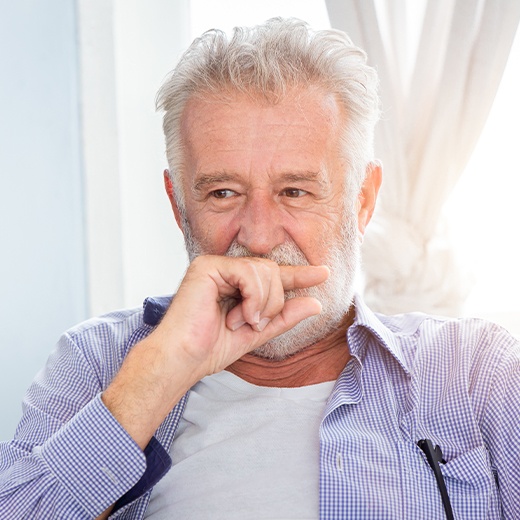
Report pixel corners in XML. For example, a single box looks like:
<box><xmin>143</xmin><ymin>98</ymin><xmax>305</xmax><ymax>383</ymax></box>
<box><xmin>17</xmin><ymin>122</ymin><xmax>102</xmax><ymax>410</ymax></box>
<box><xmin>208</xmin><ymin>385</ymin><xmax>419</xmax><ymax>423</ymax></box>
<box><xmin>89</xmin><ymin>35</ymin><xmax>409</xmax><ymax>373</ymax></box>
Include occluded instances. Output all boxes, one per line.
<box><xmin>0</xmin><ymin>1</ymin><xmax>87</xmax><ymax>440</ymax></box>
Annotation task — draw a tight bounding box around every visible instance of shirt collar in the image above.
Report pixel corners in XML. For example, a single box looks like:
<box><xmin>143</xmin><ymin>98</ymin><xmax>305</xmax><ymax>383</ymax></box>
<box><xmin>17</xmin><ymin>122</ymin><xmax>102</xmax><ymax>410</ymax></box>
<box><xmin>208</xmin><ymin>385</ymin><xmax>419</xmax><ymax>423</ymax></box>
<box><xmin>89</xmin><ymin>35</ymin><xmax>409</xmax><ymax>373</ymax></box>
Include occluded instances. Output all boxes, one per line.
<box><xmin>141</xmin><ymin>293</ymin><xmax>411</xmax><ymax>376</ymax></box>
<box><xmin>350</xmin><ymin>294</ymin><xmax>411</xmax><ymax>376</ymax></box>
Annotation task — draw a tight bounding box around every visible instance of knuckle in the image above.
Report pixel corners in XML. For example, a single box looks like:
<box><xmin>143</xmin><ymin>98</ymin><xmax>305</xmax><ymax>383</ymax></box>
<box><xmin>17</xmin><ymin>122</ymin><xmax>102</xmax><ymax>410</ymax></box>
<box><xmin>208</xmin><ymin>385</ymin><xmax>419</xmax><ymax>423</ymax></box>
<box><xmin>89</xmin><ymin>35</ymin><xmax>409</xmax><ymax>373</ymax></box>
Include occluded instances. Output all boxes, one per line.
<box><xmin>264</xmin><ymin>258</ymin><xmax>280</xmax><ymax>270</ymax></box>
<box><xmin>243</xmin><ymin>257</ymin><xmax>277</xmax><ymax>277</ymax></box>
<box><xmin>259</xmin><ymin>258</ymin><xmax>281</xmax><ymax>278</ymax></box>
<box><xmin>241</xmin><ymin>258</ymin><xmax>260</xmax><ymax>276</ymax></box>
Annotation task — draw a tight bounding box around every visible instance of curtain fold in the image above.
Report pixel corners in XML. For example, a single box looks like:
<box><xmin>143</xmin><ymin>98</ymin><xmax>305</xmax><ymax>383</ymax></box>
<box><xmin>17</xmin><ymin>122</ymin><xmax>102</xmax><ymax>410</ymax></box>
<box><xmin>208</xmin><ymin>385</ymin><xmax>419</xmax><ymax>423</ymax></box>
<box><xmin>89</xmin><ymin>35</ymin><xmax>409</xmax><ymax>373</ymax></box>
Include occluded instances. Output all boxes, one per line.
<box><xmin>326</xmin><ymin>0</ymin><xmax>520</xmax><ymax>315</ymax></box>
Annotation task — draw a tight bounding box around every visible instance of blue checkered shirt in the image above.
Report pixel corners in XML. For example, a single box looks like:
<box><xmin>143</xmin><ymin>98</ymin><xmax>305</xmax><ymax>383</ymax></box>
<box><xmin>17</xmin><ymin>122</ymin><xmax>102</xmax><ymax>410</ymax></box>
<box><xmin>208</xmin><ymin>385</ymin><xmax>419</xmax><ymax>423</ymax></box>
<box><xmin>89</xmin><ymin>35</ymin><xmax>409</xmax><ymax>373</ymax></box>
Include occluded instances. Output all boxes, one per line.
<box><xmin>0</xmin><ymin>295</ymin><xmax>519</xmax><ymax>519</ymax></box>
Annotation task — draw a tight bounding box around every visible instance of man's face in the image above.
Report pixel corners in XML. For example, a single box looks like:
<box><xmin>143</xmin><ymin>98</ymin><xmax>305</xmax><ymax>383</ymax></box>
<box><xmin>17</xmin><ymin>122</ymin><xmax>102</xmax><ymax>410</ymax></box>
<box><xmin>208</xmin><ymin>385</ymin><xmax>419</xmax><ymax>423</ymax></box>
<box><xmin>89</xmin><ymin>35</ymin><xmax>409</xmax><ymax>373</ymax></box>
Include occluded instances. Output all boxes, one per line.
<box><xmin>170</xmin><ymin>88</ymin><xmax>373</xmax><ymax>359</ymax></box>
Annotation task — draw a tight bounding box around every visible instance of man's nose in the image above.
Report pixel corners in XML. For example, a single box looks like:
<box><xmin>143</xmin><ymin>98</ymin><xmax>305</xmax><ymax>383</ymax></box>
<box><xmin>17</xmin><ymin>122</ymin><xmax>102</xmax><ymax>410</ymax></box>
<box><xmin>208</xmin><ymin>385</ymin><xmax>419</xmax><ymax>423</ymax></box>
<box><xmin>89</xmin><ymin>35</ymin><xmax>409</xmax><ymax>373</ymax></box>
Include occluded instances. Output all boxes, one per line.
<box><xmin>236</xmin><ymin>191</ymin><xmax>285</xmax><ymax>255</ymax></box>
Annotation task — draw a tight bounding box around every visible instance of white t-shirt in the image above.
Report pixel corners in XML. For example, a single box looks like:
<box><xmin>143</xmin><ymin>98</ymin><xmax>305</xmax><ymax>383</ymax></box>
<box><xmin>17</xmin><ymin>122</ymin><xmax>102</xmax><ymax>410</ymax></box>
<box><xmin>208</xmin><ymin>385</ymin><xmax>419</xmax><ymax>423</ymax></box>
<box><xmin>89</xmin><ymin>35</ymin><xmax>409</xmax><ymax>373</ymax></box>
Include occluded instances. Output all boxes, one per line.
<box><xmin>145</xmin><ymin>370</ymin><xmax>335</xmax><ymax>520</ymax></box>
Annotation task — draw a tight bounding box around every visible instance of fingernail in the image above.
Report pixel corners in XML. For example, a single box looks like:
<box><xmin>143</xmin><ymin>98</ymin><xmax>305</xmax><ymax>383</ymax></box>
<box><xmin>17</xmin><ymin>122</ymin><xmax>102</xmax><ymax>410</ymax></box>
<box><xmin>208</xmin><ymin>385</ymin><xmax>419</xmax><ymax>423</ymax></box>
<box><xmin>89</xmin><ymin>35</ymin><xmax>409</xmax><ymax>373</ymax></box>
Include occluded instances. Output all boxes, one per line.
<box><xmin>256</xmin><ymin>318</ymin><xmax>271</xmax><ymax>332</ymax></box>
<box><xmin>253</xmin><ymin>311</ymin><xmax>260</xmax><ymax>324</ymax></box>
<box><xmin>230</xmin><ymin>320</ymin><xmax>246</xmax><ymax>331</ymax></box>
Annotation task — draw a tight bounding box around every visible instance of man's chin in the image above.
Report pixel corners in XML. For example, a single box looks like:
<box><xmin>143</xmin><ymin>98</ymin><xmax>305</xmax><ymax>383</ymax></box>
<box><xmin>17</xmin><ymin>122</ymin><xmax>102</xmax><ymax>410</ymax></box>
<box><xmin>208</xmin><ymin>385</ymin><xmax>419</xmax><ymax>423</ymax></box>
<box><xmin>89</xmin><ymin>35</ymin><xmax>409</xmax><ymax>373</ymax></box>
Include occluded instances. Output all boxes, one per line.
<box><xmin>249</xmin><ymin>310</ymin><xmax>348</xmax><ymax>361</ymax></box>
<box><xmin>250</xmin><ymin>341</ymin><xmax>308</xmax><ymax>362</ymax></box>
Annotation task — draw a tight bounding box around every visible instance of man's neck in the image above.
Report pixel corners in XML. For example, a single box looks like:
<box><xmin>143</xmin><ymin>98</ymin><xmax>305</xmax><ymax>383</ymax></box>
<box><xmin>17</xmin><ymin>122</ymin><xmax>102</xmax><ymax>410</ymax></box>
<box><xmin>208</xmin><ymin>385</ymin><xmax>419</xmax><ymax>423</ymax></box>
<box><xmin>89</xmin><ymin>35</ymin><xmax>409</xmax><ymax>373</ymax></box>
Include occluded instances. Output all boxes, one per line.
<box><xmin>226</xmin><ymin>315</ymin><xmax>353</xmax><ymax>387</ymax></box>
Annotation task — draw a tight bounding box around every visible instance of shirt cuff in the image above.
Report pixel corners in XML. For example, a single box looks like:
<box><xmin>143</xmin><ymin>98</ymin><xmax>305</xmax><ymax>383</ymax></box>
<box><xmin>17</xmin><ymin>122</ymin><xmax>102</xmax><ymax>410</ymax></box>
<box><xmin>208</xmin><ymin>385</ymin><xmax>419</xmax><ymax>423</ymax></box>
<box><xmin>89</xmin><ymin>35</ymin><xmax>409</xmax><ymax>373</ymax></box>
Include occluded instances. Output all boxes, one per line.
<box><xmin>39</xmin><ymin>394</ymin><xmax>147</xmax><ymax>517</ymax></box>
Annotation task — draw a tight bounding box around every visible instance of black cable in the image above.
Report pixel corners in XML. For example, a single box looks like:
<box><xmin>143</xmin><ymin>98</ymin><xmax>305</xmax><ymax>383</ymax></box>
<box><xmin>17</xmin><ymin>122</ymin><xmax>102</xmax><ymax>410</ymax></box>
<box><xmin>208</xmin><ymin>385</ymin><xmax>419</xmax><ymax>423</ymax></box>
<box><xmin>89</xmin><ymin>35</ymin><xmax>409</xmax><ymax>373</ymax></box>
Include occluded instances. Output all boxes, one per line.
<box><xmin>417</xmin><ymin>439</ymin><xmax>454</xmax><ymax>520</ymax></box>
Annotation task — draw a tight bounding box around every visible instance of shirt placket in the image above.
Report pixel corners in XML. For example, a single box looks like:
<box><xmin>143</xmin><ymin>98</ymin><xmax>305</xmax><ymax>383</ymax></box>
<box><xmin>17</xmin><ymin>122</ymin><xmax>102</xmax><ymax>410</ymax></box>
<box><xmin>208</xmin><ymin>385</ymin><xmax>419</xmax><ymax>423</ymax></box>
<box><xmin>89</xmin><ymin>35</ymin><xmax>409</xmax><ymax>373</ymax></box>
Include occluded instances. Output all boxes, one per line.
<box><xmin>319</xmin><ymin>343</ymin><xmax>414</xmax><ymax>519</ymax></box>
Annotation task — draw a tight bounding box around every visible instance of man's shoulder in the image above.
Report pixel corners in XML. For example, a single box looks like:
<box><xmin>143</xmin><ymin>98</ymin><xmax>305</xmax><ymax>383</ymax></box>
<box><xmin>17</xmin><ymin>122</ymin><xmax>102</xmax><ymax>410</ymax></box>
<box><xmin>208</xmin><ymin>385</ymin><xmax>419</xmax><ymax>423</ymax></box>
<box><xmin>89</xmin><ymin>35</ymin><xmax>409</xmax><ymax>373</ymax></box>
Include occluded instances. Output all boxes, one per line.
<box><xmin>359</xmin><ymin>300</ymin><xmax>518</xmax><ymax>376</ymax></box>
<box><xmin>65</xmin><ymin>305</ymin><xmax>146</xmax><ymax>343</ymax></box>
<box><xmin>47</xmin><ymin>300</ymin><xmax>169</xmax><ymax>390</ymax></box>
<box><xmin>64</xmin><ymin>295</ymin><xmax>172</xmax><ymax>344</ymax></box>
<box><xmin>377</xmin><ymin>308</ymin><xmax>516</xmax><ymax>346</ymax></box>
<box><xmin>60</xmin><ymin>295</ymin><xmax>173</xmax><ymax>366</ymax></box>
<box><xmin>376</xmin><ymin>309</ymin><xmax>519</xmax><ymax>378</ymax></box>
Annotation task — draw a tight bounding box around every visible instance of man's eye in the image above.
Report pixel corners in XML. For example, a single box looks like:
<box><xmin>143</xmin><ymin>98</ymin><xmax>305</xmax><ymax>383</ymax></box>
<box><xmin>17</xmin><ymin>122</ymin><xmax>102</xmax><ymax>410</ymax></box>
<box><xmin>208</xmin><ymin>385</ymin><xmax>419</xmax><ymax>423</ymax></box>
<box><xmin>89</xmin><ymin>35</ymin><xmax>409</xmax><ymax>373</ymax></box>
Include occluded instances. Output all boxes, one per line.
<box><xmin>211</xmin><ymin>189</ymin><xmax>236</xmax><ymax>199</ymax></box>
<box><xmin>282</xmin><ymin>188</ymin><xmax>307</xmax><ymax>198</ymax></box>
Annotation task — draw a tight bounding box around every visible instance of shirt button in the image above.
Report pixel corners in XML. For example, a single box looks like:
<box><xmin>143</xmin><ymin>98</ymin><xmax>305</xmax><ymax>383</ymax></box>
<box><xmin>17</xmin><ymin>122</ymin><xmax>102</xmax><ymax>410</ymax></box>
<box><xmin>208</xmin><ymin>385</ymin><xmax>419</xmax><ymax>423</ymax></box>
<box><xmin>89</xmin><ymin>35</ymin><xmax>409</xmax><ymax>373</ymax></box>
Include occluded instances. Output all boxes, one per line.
<box><xmin>336</xmin><ymin>452</ymin><xmax>343</xmax><ymax>472</ymax></box>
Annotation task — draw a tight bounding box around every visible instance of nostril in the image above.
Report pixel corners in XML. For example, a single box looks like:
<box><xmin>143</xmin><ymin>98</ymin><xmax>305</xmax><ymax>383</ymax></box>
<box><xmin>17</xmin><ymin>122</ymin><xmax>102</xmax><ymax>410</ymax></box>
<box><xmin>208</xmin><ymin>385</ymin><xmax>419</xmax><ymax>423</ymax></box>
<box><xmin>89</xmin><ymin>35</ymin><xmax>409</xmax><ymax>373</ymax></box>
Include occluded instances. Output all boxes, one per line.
<box><xmin>236</xmin><ymin>227</ymin><xmax>284</xmax><ymax>256</ymax></box>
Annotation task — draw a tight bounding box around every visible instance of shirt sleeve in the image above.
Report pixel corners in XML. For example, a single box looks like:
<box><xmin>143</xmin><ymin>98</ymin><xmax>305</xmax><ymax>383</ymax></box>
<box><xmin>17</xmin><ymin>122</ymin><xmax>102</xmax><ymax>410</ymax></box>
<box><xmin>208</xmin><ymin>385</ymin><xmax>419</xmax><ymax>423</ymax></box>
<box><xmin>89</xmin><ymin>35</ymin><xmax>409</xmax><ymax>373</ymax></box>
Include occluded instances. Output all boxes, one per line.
<box><xmin>480</xmin><ymin>325</ymin><xmax>520</xmax><ymax>519</ymax></box>
<box><xmin>0</xmin><ymin>331</ymin><xmax>147</xmax><ymax>519</ymax></box>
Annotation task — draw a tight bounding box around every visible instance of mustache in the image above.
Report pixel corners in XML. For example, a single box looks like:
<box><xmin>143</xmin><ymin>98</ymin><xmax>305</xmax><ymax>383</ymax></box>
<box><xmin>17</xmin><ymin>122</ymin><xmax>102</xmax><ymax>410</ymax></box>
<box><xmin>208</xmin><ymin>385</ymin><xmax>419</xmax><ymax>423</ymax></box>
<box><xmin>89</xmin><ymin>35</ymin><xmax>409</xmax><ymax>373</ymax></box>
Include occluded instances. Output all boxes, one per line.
<box><xmin>225</xmin><ymin>239</ymin><xmax>310</xmax><ymax>267</ymax></box>
<box><xmin>224</xmin><ymin>240</ymin><xmax>322</xmax><ymax>304</ymax></box>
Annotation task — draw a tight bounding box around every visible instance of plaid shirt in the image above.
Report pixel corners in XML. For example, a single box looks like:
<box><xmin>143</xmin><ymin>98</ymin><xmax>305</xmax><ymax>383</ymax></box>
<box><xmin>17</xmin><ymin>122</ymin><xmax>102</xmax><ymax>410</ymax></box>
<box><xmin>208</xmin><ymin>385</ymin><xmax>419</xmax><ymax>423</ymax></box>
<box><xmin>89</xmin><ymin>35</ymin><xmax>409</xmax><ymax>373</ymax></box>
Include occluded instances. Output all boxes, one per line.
<box><xmin>0</xmin><ymin>295</ymin><xmax>518</xmax><ymax>519</ymax></box>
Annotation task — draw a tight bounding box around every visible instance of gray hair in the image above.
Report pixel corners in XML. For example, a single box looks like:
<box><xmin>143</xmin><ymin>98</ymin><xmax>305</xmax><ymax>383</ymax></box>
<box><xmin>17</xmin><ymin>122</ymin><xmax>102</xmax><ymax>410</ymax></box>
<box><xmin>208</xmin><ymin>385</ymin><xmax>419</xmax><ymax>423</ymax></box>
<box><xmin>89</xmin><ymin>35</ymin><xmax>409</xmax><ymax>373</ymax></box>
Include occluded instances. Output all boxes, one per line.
<box><xmin>156</xmin><ymin>17</ymin><xmax>380</xmax><ymax>210</ymax></box>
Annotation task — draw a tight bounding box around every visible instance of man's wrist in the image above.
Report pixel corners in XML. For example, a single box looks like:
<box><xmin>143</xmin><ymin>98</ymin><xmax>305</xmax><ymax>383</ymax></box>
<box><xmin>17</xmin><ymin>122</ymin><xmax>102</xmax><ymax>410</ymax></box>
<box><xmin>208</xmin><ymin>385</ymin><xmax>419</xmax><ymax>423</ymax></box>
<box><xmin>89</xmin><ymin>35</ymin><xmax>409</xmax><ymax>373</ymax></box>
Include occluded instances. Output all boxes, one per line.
<box><xmin>101</xmin><ymin>333</ymin><xmax>204</xmax><ymax>449</ymax></box>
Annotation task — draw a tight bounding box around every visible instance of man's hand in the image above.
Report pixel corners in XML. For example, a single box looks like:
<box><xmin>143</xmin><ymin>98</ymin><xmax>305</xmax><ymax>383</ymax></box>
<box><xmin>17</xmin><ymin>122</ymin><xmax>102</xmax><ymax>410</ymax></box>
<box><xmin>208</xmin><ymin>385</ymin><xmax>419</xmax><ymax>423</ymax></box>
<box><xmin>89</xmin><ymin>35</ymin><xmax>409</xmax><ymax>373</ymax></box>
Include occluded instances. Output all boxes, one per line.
<box><xmin>158</xmin><ymin>255</ymin><xmax>329</xmax><ymax>377</ymax></box>
<box><xmin>102</xmin><ymin>255</ymin><xmax>328</xmax><ymax>450</ymax></box>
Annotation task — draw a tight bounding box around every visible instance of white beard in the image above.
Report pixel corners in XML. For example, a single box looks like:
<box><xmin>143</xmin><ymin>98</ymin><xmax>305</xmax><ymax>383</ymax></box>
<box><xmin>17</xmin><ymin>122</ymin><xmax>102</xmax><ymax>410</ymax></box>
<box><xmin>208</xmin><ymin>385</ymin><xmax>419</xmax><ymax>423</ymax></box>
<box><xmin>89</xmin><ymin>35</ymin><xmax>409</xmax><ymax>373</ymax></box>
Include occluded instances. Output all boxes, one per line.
<box><xmin>181</xmin><ymin>208</ymin><xmax>360</xmax><ymax>360</ymax></box>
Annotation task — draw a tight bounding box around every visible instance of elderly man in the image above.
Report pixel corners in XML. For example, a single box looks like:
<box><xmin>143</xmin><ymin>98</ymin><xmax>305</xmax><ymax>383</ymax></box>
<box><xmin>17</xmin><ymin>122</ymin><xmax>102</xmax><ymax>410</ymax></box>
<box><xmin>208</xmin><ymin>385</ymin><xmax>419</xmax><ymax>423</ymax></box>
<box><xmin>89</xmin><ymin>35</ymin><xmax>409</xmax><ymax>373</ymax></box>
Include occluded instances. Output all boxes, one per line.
<box><xmin>1</xmin><ymin>18</ymin><xmax>519</xmax><ymax>520</ymax></box>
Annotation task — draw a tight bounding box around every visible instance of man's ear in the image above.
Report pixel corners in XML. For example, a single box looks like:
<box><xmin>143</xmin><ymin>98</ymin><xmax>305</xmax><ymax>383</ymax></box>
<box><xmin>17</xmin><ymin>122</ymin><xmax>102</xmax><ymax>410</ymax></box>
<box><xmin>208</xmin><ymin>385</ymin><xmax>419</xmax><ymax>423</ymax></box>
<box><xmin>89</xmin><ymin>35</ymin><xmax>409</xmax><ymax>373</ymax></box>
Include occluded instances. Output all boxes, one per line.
<box><xmin>163</xmin><ymin>170</ymin><xmax>184</xmax><ymax>232</ymax></box>
<box><xmin>357</xmin><ymin>161</ymin><xmax>382</xmax><ymax>236</ymax></box>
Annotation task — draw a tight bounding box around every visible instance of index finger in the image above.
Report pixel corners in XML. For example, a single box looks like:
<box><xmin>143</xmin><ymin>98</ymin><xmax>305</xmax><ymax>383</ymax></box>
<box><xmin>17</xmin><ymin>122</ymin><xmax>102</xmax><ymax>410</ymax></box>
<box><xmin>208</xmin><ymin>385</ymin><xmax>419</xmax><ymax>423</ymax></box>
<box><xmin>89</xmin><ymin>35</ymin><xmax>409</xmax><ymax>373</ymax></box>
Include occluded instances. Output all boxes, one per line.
<box><xmin>279</xmin><ymin>265</ymin><xmax>330</xmax><ymax>290</ymax></box>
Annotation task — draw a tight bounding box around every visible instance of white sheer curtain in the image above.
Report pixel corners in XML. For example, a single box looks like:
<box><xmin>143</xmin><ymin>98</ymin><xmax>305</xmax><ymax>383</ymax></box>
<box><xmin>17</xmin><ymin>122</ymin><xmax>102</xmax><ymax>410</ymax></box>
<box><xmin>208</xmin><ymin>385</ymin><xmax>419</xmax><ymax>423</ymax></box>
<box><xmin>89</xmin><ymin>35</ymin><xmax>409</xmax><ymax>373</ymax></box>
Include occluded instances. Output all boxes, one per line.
<box><xmin>326</xmin><ymin>0</ymin><xmax>520</xmax><ymax>315</ymax></box>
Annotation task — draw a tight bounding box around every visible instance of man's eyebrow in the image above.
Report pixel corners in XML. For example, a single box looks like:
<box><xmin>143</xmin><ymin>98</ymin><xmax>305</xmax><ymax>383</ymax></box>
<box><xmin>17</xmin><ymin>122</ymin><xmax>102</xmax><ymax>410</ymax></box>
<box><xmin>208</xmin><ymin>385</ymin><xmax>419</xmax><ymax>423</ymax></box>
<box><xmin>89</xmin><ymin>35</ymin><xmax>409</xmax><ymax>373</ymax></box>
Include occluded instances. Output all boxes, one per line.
<box><xmin>192</xmin><ymin>170</ymin><xmax>326</xmax><ymax>193</ymax></box>
<box><xmin>193</xmin><ymin>172</ymin><xmax>237</xmax><ymax>192</ymax></box>
<box><xmin>277</xmin><ymin>171</ymin><xmax>331</xmax><ymax>191</ymax></box>
<box><xmin>277</xmin><ymin>171</ymin><xmax>323</xmax><ymax>183</ymax></box>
